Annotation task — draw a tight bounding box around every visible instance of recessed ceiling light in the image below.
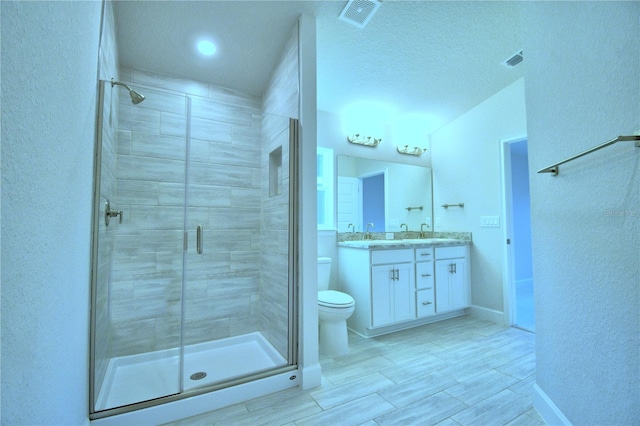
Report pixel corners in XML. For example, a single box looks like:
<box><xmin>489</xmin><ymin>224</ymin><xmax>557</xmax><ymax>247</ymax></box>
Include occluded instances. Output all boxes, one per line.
<box><xmin>197</xmin><ymin>40</ymin><xmax>217</xmax><ymax>56</ymax></box>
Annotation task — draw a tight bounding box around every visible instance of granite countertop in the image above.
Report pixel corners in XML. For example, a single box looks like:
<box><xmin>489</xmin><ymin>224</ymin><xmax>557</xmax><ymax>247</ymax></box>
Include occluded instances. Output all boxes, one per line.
<box><xmin>337</xmin><ymin>237</ymin><xmax>471</xmax><ymax>249</ymax></box>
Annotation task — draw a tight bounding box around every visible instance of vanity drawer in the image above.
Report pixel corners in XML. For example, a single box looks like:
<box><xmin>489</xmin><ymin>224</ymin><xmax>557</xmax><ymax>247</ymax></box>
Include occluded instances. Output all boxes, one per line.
<box><xmin>415</xmin><ymin>247</ymin><xmax>434</xmax><ymax>260</ymax></box>
<box><xmin>416</xmin><ymin>289</ymin><xmax>435</xmax><ymax>317</ymax></box>
<box><xmin>371</xmin><ymin>249</ymin><xmax>413</xmax><ymax>265</ymax></box>
<box><xmin>415</xmin><ymin>261</ymin><xmax>434</xmax><ymax>289</ymax></box>
<box><xmin>435</xmin><ymin>245</ymin><xmax>466</xmax><ymax>260</ymax></box>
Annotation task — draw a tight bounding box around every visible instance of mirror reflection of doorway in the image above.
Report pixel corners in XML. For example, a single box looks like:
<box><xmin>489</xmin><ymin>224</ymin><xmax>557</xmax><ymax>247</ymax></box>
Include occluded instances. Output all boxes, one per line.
<box><xmin>361</xmin><ymin>173</ymin><xmax>385</xmax><ymax>231</ymax></box>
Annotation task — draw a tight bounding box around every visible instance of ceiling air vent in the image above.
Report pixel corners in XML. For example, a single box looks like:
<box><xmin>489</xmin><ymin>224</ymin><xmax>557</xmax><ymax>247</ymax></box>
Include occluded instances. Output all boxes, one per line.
<box><xmin>338</xmin><ymin>0</ymin><xmax>381</xmax><ymax>29</ymax></box>
<box><xmin>502</xmin><ymin>50</ymin><xmax>524</xmax><ymax>68</ymax></box>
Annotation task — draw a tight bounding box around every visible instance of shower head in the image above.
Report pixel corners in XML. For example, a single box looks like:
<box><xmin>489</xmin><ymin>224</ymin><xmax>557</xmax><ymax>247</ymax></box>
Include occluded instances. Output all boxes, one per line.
<box><xmin>128</xmin><ymin>89</ymin><xmax>145</xmax><ymax>105</ymax></box>
<box><xmin>111</xmin><ymin>78</ymin><xmax>145</xmax><ymax>105</ymax></box>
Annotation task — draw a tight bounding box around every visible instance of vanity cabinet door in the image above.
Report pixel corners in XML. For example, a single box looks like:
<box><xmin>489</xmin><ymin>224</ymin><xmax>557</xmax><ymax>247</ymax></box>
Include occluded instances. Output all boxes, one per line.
<box><xmin>393</xmin><ymin>263</ymin><xmax>415</xmax><ymax>323</ymax></box>
<box><xmin>371</xmin><ymin>265</ymin><xmax>394</xmax><ymax>327</ymax></box>
<box><xmin>371</xmin><ymin>263</ymin><xmax>414</xmax><ymax>327</ymax></box>
<box><xmin>435</xmin><ymin>258</ymin><xmax>467</xmax><ymax>313</ymax></box>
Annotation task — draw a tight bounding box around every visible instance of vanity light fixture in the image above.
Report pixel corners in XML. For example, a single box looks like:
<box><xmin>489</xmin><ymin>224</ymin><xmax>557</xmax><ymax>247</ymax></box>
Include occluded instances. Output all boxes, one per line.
<box><xmin>396</xmin><ymin>145</ymin><xmax>427</xmax><ymax>156</ymax></box>
<box><xmin>347</xmin><ymin>134</ymin><xmax>382</xmax><ymax>147</ymax></box>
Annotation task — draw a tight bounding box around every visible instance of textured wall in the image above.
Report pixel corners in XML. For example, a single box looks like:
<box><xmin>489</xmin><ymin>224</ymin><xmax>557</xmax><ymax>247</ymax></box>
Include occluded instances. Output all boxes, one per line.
<box><xmin>522</xmin><ymin>2</ymin><xmax>639</xmax><ymax>423</ymax></box>
<box><xmin>431</xmin><ymin>79</ymin><xmax>527</xmax><ymax>312</ymax></box>
<box><xmin>0</xmin><ymin>1</ymin><xmax>102</xmax><ymax>424</ymax></box>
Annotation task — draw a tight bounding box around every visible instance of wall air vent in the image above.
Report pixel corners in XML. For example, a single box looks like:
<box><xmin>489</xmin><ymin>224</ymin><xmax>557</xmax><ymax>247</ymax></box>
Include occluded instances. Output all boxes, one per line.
<box><xmin>502</xmin><ymin>50</ymin><xmax>524</xmax><ymax>68</ymax></box>
<box><xmin>338</xmin><ymin>0</ymin><xmax>381</xmax><ymax>29</ymax></box>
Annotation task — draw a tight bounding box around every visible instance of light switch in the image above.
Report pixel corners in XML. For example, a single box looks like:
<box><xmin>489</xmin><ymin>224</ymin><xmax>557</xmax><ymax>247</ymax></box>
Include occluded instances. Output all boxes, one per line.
<box><xmin>481</xmin><ymin>216</ymin><xmax>500</xmax><ymax>228</ymax></box>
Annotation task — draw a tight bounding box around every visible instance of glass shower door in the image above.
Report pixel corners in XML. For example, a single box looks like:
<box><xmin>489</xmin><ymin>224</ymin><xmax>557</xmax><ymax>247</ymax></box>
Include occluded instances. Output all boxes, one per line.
<box><xmin>182</xmin><ymin>110</ymin><xmax>296</xmax><ymax>390</ymax></box>
<box><xmin>91</xmin><ymin>79</ymin><xmax>299</xmax><ymax>417</ymax></box>
<box><xmin>91</xmin><ymin>80</ymin><xmax>188</xmax><ymax>413</ymax></box>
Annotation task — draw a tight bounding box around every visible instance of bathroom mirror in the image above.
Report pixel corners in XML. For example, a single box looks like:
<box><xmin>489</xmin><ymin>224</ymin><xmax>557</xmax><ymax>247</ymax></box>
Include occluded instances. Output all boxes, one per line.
<box><xmin>337</xmin><ymin>155</ymin><xmax>433</xmax><ymax>233</ymax></box>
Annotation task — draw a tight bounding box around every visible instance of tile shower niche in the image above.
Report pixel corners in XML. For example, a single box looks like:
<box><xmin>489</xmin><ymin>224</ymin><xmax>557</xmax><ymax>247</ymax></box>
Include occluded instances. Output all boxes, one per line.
<box><xmin>269</xmin><ymin>146</ymin><xmax>283</xmax><ymax>197</ymax></box>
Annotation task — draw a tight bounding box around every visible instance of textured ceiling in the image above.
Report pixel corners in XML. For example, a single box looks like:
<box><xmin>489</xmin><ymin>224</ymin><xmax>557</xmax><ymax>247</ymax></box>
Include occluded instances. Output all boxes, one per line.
<box><xmin>114</xmin><ymin>1</ymin><xmax>523</xmax><ymax>134</ymax></box>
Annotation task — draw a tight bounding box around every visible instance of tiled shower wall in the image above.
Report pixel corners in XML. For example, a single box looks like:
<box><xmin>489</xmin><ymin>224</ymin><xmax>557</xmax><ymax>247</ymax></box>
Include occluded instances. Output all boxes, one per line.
<box><xmin>109</xmin><ymin>67</ymin><xmax>268</xmax><ymax>356</ymax></box>
<box><xmin>97</xmin><ymin>12</ymin><xmax>299</xmax><ymax>360</ymax></box>
<box><xmin>110</xmin><ymin>16</ymin><xmax>299</xmax><ymax>356</ymax></box>
<box><xmin>259</xmin><ymin>24</ymin><xmax>300</xmax><ymax>357</ymax></box>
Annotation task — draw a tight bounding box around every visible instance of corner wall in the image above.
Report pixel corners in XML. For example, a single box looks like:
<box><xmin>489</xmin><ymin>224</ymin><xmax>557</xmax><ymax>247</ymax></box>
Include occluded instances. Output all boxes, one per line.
<box><xmin>430</xmin><ymin>78</ymin><xmax>527</xmax><ymax>315</ymax></box>
<box><xmin>522</xmin><ymin>2</ymin><xmax>639</xmax><ymax>424</ymax></box>
<box><xmin>1</xmin><ymin>1</ymin><xmax>102</xmax><ymax>424</ymax></box>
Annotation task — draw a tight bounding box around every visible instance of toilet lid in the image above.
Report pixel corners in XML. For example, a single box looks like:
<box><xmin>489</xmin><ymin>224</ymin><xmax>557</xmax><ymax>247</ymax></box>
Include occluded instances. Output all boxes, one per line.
<box><xmin>318</xmin><ymin>290</ymin><xmax>354</xmax><ymax>307</ymax></box>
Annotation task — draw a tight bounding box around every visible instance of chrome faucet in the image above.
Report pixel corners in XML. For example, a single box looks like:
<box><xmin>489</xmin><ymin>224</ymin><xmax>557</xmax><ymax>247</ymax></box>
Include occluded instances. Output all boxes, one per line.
<box><xmin>347</xmin><ymin>223</ymin><xmax>354</xmax><ymax>233</ymax></box>
<box><xmin>400</xmin><ymin>223</ymin><xmax>408</xmax><ymax>233</ymax></box>
<box><xmin>420</xmin><ymin>223</ymin><xmax>430</xmax><ymax>238</ymax></box>
<box><xmin>365</xmin><ymin>223</ymin><xmax>375</xmax><ymax>240</ymax></box>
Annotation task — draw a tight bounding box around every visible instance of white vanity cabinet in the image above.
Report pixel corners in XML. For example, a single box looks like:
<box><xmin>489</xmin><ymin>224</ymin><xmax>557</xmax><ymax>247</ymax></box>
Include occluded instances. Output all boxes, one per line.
<box><xmin>434</xmin><ymin>245</ymin><xmax>470</xmax><ymax>313</ymax></box>
<box><xmin>370</xmin><ymin>249</ymin><xmax>415</xmax><ymax>327</ymax></box>
<box><xmin>339</xmin><ymin>241</ymin><xmax>470</xmax><ymax>337</ymax></box>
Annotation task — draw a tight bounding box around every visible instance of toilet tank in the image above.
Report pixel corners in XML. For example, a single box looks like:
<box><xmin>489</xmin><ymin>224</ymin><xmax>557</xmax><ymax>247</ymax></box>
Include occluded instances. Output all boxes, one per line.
<box><xmin>317</xmin><ymin>257</ymin><xmax>332</xmax><ymax>291</ymax></box>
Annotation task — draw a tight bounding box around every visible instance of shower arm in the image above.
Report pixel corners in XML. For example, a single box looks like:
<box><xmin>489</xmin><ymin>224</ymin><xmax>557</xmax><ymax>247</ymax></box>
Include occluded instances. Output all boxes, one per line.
<box><xmin>111</xmin><ymin>78</ymin><xmax>131</xmax><ymax>91</ymax></box>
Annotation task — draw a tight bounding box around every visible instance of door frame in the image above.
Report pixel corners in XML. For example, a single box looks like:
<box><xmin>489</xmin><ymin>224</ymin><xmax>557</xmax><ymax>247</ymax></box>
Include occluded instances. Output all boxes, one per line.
<box><xmin>499</xmin><ymin>135</ymin><xmax>528</xmax><ymax>327</ymax></box>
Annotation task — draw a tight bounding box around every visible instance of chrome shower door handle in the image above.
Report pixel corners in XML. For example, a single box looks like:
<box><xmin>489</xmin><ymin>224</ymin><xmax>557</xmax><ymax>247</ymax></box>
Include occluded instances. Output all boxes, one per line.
<box><xmin>196</xmin><ymin>225</ymin><xmax>203</xmax><ymax>254</ymax></box>
<box><xmin>105</xmin><ymin>199</ymin><xmax>123</xmax><ymax>226</ymax></box>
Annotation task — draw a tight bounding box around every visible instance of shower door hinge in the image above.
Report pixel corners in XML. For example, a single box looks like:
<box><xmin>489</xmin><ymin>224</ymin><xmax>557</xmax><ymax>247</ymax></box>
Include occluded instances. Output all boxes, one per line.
<box><xmin>184</xmin><ymin>232</ymin><xmax>188</xmax><ymax>251</ymax></box>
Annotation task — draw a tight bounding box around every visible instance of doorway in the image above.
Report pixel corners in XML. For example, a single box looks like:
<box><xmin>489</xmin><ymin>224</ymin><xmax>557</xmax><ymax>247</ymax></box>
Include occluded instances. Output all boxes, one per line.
<box><xmin>501</xmin><ymin>138</ymin><xmax>535</xmax><ymax>332</ymax></box>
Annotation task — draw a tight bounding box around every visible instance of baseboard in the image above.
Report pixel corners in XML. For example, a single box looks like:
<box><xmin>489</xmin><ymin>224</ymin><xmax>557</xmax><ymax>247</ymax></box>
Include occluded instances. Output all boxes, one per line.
<box><xmin>467</xmin><ymin>305</ymin><xmax>505</xmax><ymax>325</ymax></box>
<box><xmin>533</xmin><ymin>383</ymin><xmax>572</xmax><ymax>425</ymax></box>
<box><xmin>300</xmin><ymin>362</ymin><xmax>322</xmax><ymax>389</ymax></box>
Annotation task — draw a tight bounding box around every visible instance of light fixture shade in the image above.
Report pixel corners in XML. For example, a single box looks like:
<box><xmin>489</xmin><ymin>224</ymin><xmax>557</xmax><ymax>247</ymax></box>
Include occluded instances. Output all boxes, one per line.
<box><xmin>197</xmin><ymin>40</ymin><xmax>217</xmax><ymax>56</ymax></box>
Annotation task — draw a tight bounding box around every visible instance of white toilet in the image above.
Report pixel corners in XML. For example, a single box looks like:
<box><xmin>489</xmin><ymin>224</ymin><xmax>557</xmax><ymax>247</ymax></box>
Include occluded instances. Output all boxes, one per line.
<box><xmin>317</xmin><ymin>257</ymin><xmax>355</xmax><ymax>357</ymax></box>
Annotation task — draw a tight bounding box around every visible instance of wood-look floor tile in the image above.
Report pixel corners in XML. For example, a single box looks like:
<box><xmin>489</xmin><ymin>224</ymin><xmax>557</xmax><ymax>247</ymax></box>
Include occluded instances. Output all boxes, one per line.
<box><xmin>444</xmin><ymin>369</ymin><xmax>520</xmax><ymax>405</ymax></box>
<box><xmin>495</xmin><ymin>352</ymin><xmax>536</xmax><ymax>380</ymax></box>
<box><xmin>451</xmin><ymin>389</ymin><xmax>531</xmax><ymax>426</ymax></box>
<box><xmin>296</xmin><ymin>394</ymin><xmax>395</xmax><ymax>426</ymax></box>
<box><xmin>322</xmin><ymin>355</ymin><xmax>395</xmax><ymax>385</ymax></box>
<box><xmin>378</xmin><ymin>370</ymin><xmax>458</xmax><ymax>408</ymax></box>
<box><xmin>309</xmin><ymin>372</ymin><xmax>394</xmax><ymax>410</ymax></box>
<box><xmin>378</xmin><ymin>353</ymin><xmax>450</xmax><ymax>384</ymax></box>
<box><xmin>375</xmin><ymin>390</ymin><xmax>468</xmax><ymax>425</ymax></box>
<box><xmin>166</xmin><ymin>317</ymin><xmax>544</xmax><ymax>426</ymax></box>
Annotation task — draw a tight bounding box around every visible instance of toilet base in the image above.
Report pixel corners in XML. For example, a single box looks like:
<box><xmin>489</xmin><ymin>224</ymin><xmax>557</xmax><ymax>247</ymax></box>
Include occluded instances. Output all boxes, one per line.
<box><xmin>319</xmin><ymin>319</ymin><xmax>349</xmax><ymax>357</ymax></box>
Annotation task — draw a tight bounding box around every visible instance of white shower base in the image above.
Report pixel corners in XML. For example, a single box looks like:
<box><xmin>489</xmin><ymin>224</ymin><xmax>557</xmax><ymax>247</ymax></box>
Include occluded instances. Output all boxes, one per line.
<box><xmin>96</xmin><ymin>332</ymin><xmax>286</xmax><ymax>412</ymax></box>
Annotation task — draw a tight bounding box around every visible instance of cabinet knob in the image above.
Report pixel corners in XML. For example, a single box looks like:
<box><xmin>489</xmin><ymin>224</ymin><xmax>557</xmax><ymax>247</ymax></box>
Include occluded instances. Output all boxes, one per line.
<box><xmin>422</xmin><ymin>301</ymin><xmax>432</xmax><ymax>305</ymax></box>
<box><xmin>421</xmin><ymin>273</ymin><xmax>431</xmax><ymax>277</ymax></box>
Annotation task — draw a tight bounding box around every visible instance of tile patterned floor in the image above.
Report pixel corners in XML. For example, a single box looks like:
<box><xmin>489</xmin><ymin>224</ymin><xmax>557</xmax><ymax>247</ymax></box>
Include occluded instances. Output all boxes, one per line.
<box><xmin>167</xmin><ymin>316</ymin><xmax>544</xmax><ymax>426</ymax></box>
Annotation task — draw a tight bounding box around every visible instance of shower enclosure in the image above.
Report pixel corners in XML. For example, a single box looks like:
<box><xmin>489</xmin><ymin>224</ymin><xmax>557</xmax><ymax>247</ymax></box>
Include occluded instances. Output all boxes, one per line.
<box><xmin>90</xmin><ymin>78</ymin><xmax>298</xmax><ymax>417</ymax></box>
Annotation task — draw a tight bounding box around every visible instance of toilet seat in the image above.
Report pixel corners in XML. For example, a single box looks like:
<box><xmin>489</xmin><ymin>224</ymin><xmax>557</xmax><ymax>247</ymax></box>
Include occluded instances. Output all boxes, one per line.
<box><xmin>318</xmin><ymin>290</ymin><xmax>355</xmax><ymax>308</ymax></box>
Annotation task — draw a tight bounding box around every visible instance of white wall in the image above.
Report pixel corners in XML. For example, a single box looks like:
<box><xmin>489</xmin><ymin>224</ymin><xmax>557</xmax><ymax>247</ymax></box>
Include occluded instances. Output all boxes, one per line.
<box><xmin>522</xmin><ymin>3</ymin><xmax>639</xmax><ymax>424</ymax></box>
<box><xmin>430</xmin><ymin>78</ymin><xmax>527</xmax><ymax>314</ymax></box>
<box><xmin>298</xmin><ymin>14</ymin><xmax>321</xmax><ymax>389</ymax></box>
<box><xmin>1</xmin><ymin>1</ymin><xmax>102</xmax><ymax>424</ymax></box>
